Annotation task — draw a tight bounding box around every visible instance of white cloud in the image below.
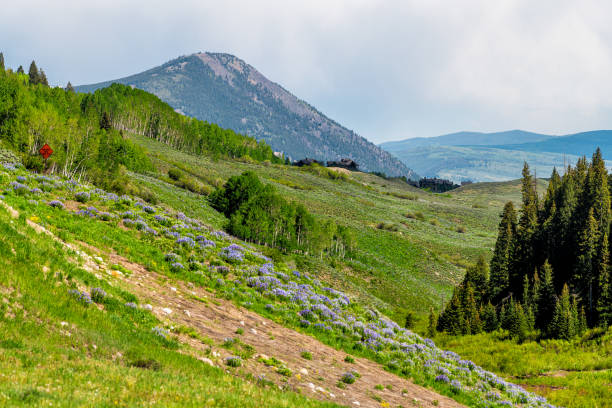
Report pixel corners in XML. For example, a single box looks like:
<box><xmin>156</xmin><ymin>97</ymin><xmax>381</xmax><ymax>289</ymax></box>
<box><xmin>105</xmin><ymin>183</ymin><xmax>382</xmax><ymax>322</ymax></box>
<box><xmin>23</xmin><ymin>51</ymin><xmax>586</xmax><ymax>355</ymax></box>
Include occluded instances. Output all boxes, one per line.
<box><xmin>1</xmin><ymin>0</ymin><xmax>612</xmax><ymax>142</ymax></box>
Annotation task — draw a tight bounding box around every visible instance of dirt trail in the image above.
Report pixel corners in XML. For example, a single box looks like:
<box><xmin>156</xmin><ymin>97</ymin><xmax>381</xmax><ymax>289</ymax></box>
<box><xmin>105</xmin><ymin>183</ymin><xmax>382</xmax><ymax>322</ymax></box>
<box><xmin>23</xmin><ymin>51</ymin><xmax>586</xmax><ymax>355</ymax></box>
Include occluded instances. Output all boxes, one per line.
<box><xmin>108</xmin><ymin>254</ymin><xmax>465</xmax><ymax>408</ymax></box>
<box><xmin>1</xmin><ymin>200</ymin><xmax>464</xmax><ymax>408</ymax></box>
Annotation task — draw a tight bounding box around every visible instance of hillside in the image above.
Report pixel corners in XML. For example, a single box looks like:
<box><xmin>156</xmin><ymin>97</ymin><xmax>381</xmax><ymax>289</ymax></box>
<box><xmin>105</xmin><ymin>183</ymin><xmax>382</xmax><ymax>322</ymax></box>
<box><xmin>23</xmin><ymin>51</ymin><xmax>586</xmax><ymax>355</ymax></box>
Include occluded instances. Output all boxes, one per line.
<box><xmin>76</xmin><ymin>52</ymin><xmax>417</xmax><ymax>179</ymax></box>
<box><xmin>381</xmin><ymin>130</ymin><xmax>612</xmax><ymax>182</ymax></box>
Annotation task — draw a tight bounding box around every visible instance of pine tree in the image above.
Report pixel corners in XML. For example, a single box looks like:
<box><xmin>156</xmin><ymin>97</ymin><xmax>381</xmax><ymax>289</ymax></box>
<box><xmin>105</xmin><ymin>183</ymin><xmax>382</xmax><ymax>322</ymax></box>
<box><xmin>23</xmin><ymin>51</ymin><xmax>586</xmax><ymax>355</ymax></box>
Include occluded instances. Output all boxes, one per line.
<box><xmin>481</xmin><ymin>302</ymin><xmax>498</xmax><ymax>332</ymax></box>
<box><xmin>99</xmin><ymin>111</ymin><xmax>112</xmax><ymax>130</ymax></box>
<box><xmin>549</xmin><ymin>284</ymin><xmax>578</xmax><ymax>339</ymax></box>
<box><xmin>66</xmin><ymin>82</ymin><xmax>75</xmax><ymax>92</ymax></box>
<box><xmin>28</xmin><ymin>60</ymin><xmax>40</xmax><ymax>84</ymax></box>
<box><xmin>16</xmin><ymin>65</ymin><xmax>24</xmax><ymax>74</ymax></box>
<box><xmin>427</xmin><ymin>308</ymin><xmax>437</xmax><ymax>338</ymax></box>
<box><xmin>39</xmin><ymin>69</ymin><xmax>48</xmax><ymax>86</ymax></box>
<box><xmin>510</xmin><ymin>163</ymin><xmax>539</xmax><ymax>298</ymax></box>
<box><xmin>536</xmin><ymin>261</ymin><xmax>556</xmax><ymax>334</ymax></box>
<box><xmin>464</xmin><ymin>255</ymin><xmax>489</xmax><ymax>302</ymax></box>
<box><xmin>575</xmin><ymin>208</ymin><xmax>597</xmax><ymax>323</ymax></box>
<box><xmin>597</xmin><ymin>233</ymin><xmax>612</xmax><ymax>327</ymax></box>
<box><xmin>489</xmin><ymin>201</ymin><xmax>517</xmax><ymax>302</ymax></box>
<box><xmin>0</xmin><ymin>52</ymin><xmax>4</xmax><ymax>72</ymax></box>
<box><xmin>437</xmin><ymin>289</ymin><xmax>464</xmax><ymax>335</ymax></box>
<box><xmin>463</xmin><ymin>284</ymin><xmax>482</xmax><ymax>334</ymax></box>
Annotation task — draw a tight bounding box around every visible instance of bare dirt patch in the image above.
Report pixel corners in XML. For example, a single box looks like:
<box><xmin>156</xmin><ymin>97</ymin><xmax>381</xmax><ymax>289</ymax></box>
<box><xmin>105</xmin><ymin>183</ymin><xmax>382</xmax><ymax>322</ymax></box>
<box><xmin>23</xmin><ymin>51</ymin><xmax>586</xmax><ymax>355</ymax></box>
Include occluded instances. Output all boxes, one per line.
<box><xmin>107</xmin><ymin>254</ymin><xmax>465</xmax><ymax>408</ymax></box>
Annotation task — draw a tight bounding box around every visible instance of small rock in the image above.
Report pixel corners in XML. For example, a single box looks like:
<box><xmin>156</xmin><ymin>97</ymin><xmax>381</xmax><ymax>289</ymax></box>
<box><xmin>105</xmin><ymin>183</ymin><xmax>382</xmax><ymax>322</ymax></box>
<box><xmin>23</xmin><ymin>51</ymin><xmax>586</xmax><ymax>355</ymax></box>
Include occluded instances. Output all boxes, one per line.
<box><xmin>250</xmin><ymin>328</ymin><xmax>257</xmax><ymax>335</ymax></box>
<box><xmin>94</xmin><ymin>256</ymin><xmax>103</xmax><ymax>263</ymax></box>
<box><xmin>240</xmin><ymin>320</ymin><xmax>245</xmax><ymax>326</ymax></box>
<box><xmin>184</xmin><ymin>310</ymin><xmax>191</xmax><ymax>317</ymax></box>
<box><xmin>198</xmin><ymin>357</ymin><xmax>214</xmax><ymax>366</ymax></box>
<box><xmin>262</xmin><ymin>322</ymin><xmax>266</xmax><ymax>326</ymax></box>
<box><xmin>352</xmin><ymin>402</ymin><xmax>360</xmax><ymax>406</ymax></box>
<box><xmin>170</xmin><ymin>287</ymin><xmax>177</xmax><ymax>292</ymax></box>
<box><xmin>307</xmin><ymin>383</ymin><xmax>315</xmax><ymax>390</ymax></box>
<box><xmin>329</xmin><ymin>393</ymin><xmax>335</xmax><ymax>399</ymax></box>
<box><xmin>299</xmin><ymin>368</ymin><xmax>308</xmax><ymax>375</ymax></box>
<box><xmin>315</xmin><ymin>386</ymin><xmax>325</xmax><ymax>393</ymax></box>
<box><xmin>162</xmin><ymin>307</ymin><xmax>172</xmax><ymax>315</ymax></box>
<box><xmin>212</xmin><ymin>351</ymin><xmax>220</xmax><ymax>358</ymax></box>
<box><xmin>143</xmin><ymin>304</ymin><xmax>153</xmax><ymax>311</ymax></box>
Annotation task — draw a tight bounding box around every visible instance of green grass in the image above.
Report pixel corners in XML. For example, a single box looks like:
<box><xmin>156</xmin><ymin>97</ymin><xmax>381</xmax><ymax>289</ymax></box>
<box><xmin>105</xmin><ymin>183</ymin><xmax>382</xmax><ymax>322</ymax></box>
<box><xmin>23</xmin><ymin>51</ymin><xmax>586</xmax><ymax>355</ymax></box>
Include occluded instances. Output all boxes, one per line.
<box><xmin>131</xmin><ymin>133</ymin><xmax>522</xmax><ymax>320</ymax></box>
<box><xmin>431</xmin><ymin>329</ymin><xmax>612</xmax><ymax>408</ymax></box>
<box><xmin>0</xmin><ymin>205</ymin><xmax>338</xmax><ymax>408</ymax></box>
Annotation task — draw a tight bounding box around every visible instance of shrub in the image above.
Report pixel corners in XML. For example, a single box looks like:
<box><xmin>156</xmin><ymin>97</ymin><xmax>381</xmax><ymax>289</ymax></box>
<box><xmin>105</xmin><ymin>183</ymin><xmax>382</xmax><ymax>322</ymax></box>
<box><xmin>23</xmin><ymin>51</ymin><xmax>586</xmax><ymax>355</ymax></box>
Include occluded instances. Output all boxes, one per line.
<box><xmin>344</xmin><ymin>355</ymin><xmax>355</xmax><ymax>363</ymax></box>
<box><xmin>341</xmin><ymin>371</ymin><xmax>357</xmax><ymax>384</ymax></box>
<box><xmin>225</xmin><ymin>356</ymin><xmax>242</xmax><ymax>367</ymax></box>
<box><xmin>75</xmin><ymin>191</ymin><xmax>90</xmax><ymax>203</ymax></box>
<box><xmin>300</xmin><ymin>351</ymin><xmax>312</xmax><ymax>360</ymax></box>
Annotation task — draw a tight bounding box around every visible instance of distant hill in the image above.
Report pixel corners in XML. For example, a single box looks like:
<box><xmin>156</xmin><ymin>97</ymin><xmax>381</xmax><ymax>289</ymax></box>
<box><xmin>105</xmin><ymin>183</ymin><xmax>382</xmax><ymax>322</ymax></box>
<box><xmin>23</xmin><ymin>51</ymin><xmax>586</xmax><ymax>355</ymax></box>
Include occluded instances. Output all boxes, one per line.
<box><xmin>380</xmin><ymin>130</ymin><xmax>554</xmax><ymax>151</ymax></box>
<box><xmin>381</xmin><ymin>129</ymin><xmax>612</xmax><ymax>182</ymax></box>
<box><xmin>76</xmin><ymin>52</ymin><xmax>417</xmax><ymax>179</ymax></box>
<box><xmin>493</xmin><ymin>130</ymin><xmax>612</xmax><ymax>156</ymax></box>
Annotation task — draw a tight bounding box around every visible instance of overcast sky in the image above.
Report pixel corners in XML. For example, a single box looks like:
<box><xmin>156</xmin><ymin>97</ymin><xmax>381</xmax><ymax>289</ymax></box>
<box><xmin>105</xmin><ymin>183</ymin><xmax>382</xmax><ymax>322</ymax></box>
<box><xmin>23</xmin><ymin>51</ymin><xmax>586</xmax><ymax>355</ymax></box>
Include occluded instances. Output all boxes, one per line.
<box><xmin>2</xmin><ymin>0</ymin><xmax>612</xmax><ymax>143</ymax></box>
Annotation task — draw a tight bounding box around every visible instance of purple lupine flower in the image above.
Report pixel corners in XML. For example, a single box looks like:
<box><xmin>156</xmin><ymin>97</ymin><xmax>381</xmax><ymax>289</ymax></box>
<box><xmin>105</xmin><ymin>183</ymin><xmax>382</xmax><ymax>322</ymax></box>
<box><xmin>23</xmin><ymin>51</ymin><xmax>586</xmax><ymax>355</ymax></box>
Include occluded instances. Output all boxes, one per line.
<box><xmin>48</xmin><ymin>200</ymin><xmax>64</xmax><ymax>209</ymax></box>
<box><xmin>176</xmin><ymin>236</ymin><xmax>195</xmax><ymax>247</ymax></box>
<box><xmin>435</xmin><ymin>374</ymin><xmax>450</xmax><ymax>383</ymax></box>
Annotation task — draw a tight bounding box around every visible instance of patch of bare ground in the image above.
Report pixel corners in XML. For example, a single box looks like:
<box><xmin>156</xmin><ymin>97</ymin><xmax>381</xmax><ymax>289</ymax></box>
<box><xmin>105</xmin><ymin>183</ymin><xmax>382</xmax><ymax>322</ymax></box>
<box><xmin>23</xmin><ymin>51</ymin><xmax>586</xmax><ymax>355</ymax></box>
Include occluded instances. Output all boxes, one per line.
<box><xmin>107</xmin><ymin>253</ymin><xmax>465</xmax><ymax>408</ymax></box>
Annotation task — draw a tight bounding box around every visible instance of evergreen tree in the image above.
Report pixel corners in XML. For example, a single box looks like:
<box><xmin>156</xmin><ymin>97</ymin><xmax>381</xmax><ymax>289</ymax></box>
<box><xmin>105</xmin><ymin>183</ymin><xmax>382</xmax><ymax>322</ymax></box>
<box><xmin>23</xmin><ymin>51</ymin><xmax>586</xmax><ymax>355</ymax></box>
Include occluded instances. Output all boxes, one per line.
<box><xmin>16</xmin><ymin>65</ymin><xmax>24</xmax><ymax>74</ymax></box>
<box><xmin>489</xmin><ymin>201</ymin><xmax>517</xmax><ymax>302</ymax></box>
<box><xmin>536</xmin><ymin>261</ymin><xmax>557</xmax><ymax>334</ymax></box>
<box><xmin>549</xmin><ymin>284</ymin><xmax>578</xmax><ymax>340</ymax></box>
<box><xmin>39</xmin><ymin>69</ymin><xmax>48</xmax><ymax>86</ymax></box>
<box><xmin>0</xmin><ymin>52</ymin><xmax>4</xmax><ymax>72</ymax></box>
<box><xmin>66</xmin><ymin>82</ymin><xmax>75</xmax><ymax>92</ymax></box>
<box><xmin>28</xmin><ymin>60</ymin><xmax>40</xmax><ymax>84</ymax></box>
<box><xmin>437</xmin><ymin>289</ymin><xmax>465</xmax><ymax>335</ymax></box>
<box><xmin>509</xmin><ymin>163</ymin><xmax>539</xmax><ymax>298</ymax></box>
<box><xmin>427</xmin><ymin>308</ymin><xmax>438</xmax><ymax>338</ymax></box>
<box><xmin>502</xmin><ymin>299</ymin><xmax>528</xmax><ymax>342</ymax></box>
<box><xmin>481</xmin><ymin>302</ymin><xmax>498</xmax><ymax>332</ymax></box>
<box><xmin>464</xmin><ymin>255</ymin><xmax>489</xmax><ymax>302</ymax></box>
<box><xmin>99</xmin><ymin>111</ymin><xmax>112</xmax><ymax>131</ymax></box>
<box><xmin>574</xmin><ymin>208</ymin><xmax>597</xmax><ymax>322</ymax></box>
<box><xmin>463</xmin><ymin>284</ymin><xmax>482</xmax><ymax>334</ymax></box>
<box><xmin>597</xmin><ymin>233</ymin><xmax>612</xmax><ymax>326</ymax></box>
<box><xmin>404</xmin><ymin>311</ymin><xmax>415</xmax><ymax>329</ymax></box>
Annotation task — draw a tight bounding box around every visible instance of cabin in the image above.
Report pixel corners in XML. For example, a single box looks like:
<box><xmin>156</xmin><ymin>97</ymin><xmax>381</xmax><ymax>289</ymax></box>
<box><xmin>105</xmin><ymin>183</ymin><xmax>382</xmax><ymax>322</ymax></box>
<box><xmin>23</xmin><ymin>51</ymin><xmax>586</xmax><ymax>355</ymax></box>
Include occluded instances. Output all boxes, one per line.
<box><xmin>326</xmin><ymin>158</ymin><xmax>359</xmax><ymax>171</ymax></box>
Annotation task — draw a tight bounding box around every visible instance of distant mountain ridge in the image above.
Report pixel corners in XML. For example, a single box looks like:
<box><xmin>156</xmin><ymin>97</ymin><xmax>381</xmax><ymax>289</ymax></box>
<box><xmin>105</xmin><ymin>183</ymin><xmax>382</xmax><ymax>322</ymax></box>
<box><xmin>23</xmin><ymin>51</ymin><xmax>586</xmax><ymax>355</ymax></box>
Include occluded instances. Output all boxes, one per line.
<box><xmin>381</xmin><ymin>129</ymin><xmax>612</xmax><ymax>182</ymax></box>
<box><xmin>76</xmin><ymin>52</ymin><xmax>417</xmax><ymax>179</ymax></box>
<box><xmin>380</xmin><ymin>130</ymin><xmax>555</xmax><ymax>151</ymax></box>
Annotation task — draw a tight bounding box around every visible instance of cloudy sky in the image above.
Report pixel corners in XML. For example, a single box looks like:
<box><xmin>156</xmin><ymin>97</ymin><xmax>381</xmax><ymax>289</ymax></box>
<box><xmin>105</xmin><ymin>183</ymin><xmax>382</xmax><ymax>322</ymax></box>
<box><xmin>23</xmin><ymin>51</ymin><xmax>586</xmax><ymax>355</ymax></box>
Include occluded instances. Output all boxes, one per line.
<box><xmin>2</xmin><ymin>0</ymin><xmax>611</xmax><ymax>143</ymax></box>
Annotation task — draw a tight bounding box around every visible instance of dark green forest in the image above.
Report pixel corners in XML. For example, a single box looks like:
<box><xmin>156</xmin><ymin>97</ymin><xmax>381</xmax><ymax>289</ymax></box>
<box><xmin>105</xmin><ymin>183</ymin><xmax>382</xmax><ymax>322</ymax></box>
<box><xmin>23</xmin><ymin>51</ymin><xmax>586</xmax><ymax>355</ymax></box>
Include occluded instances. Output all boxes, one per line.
<box><xmin>0</xmin><ymin>57</ymin><xmax>280</xmax><ymax>195</ymax></box>
<box><xmin>437</xmin><ymin>150</ymin><xmax>612</xmax><ymax>340</ymax></box>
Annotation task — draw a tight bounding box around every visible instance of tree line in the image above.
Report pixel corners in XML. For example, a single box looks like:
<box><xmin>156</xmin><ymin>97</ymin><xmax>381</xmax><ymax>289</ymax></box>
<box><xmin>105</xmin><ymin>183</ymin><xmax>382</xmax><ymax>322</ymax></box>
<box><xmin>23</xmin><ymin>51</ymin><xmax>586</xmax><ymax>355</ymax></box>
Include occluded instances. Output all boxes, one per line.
<box><xmin>0</xmin><ymin>53</ymin><xmax>282</xmax><ymax>194</ymax></box>
<box><xmin>435</xmin><ymin>150</ymin><xmax>611</xmax><ymax>340</ymax></box>
<box><xmin>210</xmin><ymin>171</ymin><xmax>355</xmax><ymax>256</ymax></box>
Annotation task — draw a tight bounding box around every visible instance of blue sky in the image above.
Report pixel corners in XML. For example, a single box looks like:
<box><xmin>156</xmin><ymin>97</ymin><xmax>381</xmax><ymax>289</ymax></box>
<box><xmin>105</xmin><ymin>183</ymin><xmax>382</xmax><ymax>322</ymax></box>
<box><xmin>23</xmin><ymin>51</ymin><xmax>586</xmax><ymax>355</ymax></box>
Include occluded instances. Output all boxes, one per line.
<box><xmin>2</xmin><ymin>0</ymin><xmax>612</xmax><ymax>143</ymax></box>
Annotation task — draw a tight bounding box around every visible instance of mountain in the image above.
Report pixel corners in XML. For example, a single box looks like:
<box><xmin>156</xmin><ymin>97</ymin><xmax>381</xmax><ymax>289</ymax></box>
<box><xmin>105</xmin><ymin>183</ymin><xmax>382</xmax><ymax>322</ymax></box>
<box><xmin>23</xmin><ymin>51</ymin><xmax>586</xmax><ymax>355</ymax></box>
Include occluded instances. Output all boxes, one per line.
<box><xmin>76</xmin><ymin>52</ymin><xmax>417</xmax><ymax>179</ymax></box>
<box><xmin>493</xmin><ymin>129</ymin><xmax>612</xmax><ymax>156</ymax></box>
<box><xmin>381</xmin><ymin>129</ymin><xmax>612</xmax><ymax>182</ymax></box>
<box><xmin>380</xmin><ymin>129</ymin><xmax>554</xmax><ymax>151</ymax></box>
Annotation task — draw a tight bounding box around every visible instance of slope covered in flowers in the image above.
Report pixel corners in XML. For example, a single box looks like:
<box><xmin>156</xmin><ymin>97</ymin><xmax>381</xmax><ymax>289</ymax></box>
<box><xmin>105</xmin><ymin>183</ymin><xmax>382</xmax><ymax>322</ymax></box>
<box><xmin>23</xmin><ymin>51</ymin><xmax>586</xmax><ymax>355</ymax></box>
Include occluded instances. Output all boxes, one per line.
<box><xmin>0</xmin><ymin>161</ymin><xmax>556</xmax><ymax>408</ymax></box>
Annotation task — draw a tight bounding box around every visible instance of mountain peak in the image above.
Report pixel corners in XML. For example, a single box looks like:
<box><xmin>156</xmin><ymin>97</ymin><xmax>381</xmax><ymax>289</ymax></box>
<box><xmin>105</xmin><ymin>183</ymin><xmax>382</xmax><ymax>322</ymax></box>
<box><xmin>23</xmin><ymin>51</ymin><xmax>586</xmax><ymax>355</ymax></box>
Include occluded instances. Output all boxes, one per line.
<box><xmin>76</xmin><ymin>53</ymin><xmax>416</xmax><ymax>178</ymax></box>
